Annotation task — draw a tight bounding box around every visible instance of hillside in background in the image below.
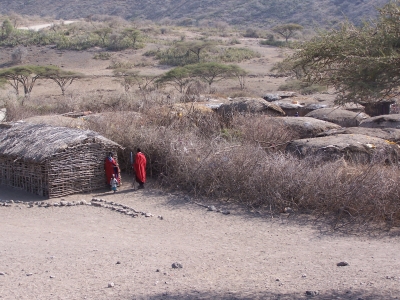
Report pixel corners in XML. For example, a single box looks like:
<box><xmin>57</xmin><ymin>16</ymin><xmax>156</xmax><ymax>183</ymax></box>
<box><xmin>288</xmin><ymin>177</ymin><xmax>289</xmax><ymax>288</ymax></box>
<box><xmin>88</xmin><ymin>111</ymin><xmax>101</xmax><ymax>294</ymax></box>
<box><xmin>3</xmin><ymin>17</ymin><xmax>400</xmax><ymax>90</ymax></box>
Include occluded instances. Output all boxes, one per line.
<box><xmin>0</xmin><ymin>0</ymin><xmax>390</xmax><ymax>27</ymax></box>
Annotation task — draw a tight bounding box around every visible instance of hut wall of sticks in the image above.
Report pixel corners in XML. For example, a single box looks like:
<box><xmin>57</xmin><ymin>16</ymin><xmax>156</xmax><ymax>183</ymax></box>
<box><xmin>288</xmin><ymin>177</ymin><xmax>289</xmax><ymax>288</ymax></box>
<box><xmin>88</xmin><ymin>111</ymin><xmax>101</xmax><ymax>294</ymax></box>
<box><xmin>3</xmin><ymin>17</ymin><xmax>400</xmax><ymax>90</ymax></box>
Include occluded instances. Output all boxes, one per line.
<box><xmin>0</xmin><ymin>122</ymin><xmax>121</xmax><ymax>198</ymax></box>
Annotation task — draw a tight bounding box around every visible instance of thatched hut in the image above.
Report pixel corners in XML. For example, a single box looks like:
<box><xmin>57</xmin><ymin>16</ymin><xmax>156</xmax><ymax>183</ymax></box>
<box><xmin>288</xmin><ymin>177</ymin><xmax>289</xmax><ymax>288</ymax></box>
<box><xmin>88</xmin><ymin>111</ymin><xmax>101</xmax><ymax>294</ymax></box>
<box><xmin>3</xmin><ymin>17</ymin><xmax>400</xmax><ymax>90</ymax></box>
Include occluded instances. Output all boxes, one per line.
<box><xmin>0</xmin><ymin>122</ymin><xmax>122</xmax><ymax>198</ymax></box>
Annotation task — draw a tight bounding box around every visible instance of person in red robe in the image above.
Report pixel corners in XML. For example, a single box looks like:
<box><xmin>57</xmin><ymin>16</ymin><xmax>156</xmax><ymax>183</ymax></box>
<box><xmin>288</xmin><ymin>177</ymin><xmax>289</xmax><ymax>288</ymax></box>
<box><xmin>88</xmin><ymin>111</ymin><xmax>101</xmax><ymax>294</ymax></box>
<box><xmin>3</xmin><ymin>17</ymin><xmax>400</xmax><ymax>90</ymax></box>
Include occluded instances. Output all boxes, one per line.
<box><xmin>104</xmin><ymin>152</ymin><xmax>120</xmax><ymax>186</ymax></box>
<box><xmin>133</xmin><ymin>148</ymin><xmax>146</xmax><ymax>189</ymax></box>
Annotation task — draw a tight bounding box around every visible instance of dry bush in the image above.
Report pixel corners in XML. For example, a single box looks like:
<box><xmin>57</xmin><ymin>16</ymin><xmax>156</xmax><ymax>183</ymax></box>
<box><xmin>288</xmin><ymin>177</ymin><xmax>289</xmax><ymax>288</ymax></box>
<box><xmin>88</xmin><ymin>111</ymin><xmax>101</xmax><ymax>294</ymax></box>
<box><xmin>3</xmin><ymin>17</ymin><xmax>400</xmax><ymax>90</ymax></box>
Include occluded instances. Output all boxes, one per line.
<box><xmin>6</xmin><ymin>88</ymin><xmax>400</xmax><ymax>230</ymax></box>
<box><xmin>229</xmin><ymin>114</ymin><xmax>297</xmax><ymax>151</ymax></box>
<box><xmin>87</xmin><ymin>104</ymin><xmax>400</xmax><ymax>230</ymax></box>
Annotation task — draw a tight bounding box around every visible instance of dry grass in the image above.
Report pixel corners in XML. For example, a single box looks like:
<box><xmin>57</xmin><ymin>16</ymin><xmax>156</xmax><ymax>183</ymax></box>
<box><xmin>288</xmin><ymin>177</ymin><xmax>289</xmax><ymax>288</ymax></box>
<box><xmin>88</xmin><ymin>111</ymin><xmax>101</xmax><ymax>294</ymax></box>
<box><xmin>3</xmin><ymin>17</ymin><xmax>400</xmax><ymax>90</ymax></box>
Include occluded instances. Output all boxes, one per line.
<box><xmin>3</xmin><ymin>80</ymin><xmax>400</xmax><ymax>231</ymax></box>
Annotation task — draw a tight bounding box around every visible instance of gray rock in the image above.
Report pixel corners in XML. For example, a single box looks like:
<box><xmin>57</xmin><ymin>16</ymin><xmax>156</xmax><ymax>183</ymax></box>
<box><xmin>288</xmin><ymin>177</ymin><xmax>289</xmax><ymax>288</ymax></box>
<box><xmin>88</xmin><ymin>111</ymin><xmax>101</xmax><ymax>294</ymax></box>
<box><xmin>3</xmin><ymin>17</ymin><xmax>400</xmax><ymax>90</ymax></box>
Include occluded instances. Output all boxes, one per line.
<box><xmin>317</xmin><ymin>127</ymin><xmax>400</xmax><ymax>143</ymax></box>
<box><xmin>26</xmin><ymin>273</ymin><xmax>33</xmax><ymax>276</ymax></box>
<box><xmin>286</xmin><ymin>134</ymin><xmax>400</xmax><ymax>163</ymax></box>
<box><xmin>145</xmin><ymin>213</ymin><xmax>153</xmax><ymax>217</ymax></box>
<box><xmin>306</xmin><ymin>291</ymin><xmax>319</xmax><ymax>296</ymax></box>
<box><xmin>0</xmin><ymin>108</ymin><xmax>6</xmax><ymax>122</ymax></box>
<box><xmin>221</xmin><ymin>210</ymin><xmax>231</xmax><ymax>215</ymax></box>
<box><xmin>305</xmin><ymin>108</ymin><xmax>369</xmax><ymax>127</ymax></box>
<box><xmin>218</xmin><ymin>97</ymin><xmax>285</xmax><ymax>116</ymax></box>
<box><xmin>60</xmin><ymin>201</ymin><xmax>67</xmax><ymax>206</ymax></box>
<box><xmin>337</xmin><ymin>261</ymin><xmax>349</xmax><ymax>266</ymax></box>
<box><xmin>172</xmin><ymin>262</ymin><xmax>183</xmax><ymax>269</ymax></box>
<box><xmin>263</xmin><ymin>94</ymin><xmax>281</xmax><ymax>102</ymax></box>
<box><xmin>0</xmin><ymin>272</ymin><xmax>5</xmax><ymax>275</ymax></box>
<box><xmin>108</xmin><ymin>282</ymin><xmax>115</xmax><ymax>288</ymax></box>
<box><xmin>360</xmin><ymin>114</ymin><xmax>400</xmax><ymax>129</ymax></box>
<box><xmin>116</xmin><ymin>261</ymin><xmax>121</xmax><ymax>265</ymax></box>
<box><xmin>50</xmin><ymin>275</ymin><xmax>55</xmax><ymax>279</ymax></box>
<box><xmin>208</xmin><ymin>205</ymin><xmax>217</xmax><ymax>211</ymax></box>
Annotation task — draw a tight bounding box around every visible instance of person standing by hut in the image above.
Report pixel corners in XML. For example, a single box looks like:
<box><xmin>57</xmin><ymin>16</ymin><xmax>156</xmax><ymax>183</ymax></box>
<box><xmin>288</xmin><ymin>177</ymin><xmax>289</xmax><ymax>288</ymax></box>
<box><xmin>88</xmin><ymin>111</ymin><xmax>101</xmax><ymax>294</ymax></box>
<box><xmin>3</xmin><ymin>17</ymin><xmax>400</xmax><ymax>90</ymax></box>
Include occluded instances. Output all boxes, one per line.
<box><xmin>133</xmin><ymin>148</ymin><xmax>146</xmax><ymax>189</ymax></box>
<box><xmin>104</xmin><ymin>152</ymin><xmax>120</xmax><ymax>186</ymax></box>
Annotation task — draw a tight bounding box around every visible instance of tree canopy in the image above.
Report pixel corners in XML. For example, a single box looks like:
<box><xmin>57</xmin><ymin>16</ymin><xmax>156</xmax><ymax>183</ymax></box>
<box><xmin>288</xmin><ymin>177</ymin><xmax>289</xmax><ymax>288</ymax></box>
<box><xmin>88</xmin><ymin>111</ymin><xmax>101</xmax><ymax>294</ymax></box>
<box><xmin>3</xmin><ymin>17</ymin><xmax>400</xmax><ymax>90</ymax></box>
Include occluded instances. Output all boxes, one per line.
<box><xmin>274</xmin><ymin>1</ymin><xmax>400</xmax><ymax>104</ymax></box>
<box><xmin>272</xmin><ymin>23</ymin><xmax>303</xmax><ymax>42</ymax></box>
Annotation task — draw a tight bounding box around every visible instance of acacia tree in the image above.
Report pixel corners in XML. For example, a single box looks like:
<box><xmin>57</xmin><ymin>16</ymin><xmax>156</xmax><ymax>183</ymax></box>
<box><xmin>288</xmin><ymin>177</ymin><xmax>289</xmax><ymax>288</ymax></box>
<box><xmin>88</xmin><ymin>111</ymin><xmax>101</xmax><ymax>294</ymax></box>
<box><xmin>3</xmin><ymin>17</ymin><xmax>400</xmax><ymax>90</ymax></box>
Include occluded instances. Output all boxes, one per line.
<box><xmin>0</xmin><ymin>65</ymin><xmax>46</xmax><ymax>98</ymax></box>
<box><xmin>158</xmin><ymin>66</ymin><xmax>197</xmax><ymax>94</ymax></box>
<box><xmin>94</xmin><ymin>27</ymin><xmax>112</xmax><ymax>47</ymax></box>
<box><xmin>187</xmin><ymin>62</ymin><xmax>239</xmax><ymax>91</ymax></box>
<box><xmin>274</xmin><ymin>1</ymin><xmax>400</xmax><ymax>104</ymax></box>
<box><xmin>43</xmin><ymin>66</ymin><xmax>84</xmax><ymax>95</ymax></box>
<box><xmin>175</xmin><ymin>41</ymin><xmax>215</xmax><ymax>63</ymax></box>
<box><xmin>272</xmin><ymin>23</ymin><xmax>303</xmax><ymax>42</ymax></box>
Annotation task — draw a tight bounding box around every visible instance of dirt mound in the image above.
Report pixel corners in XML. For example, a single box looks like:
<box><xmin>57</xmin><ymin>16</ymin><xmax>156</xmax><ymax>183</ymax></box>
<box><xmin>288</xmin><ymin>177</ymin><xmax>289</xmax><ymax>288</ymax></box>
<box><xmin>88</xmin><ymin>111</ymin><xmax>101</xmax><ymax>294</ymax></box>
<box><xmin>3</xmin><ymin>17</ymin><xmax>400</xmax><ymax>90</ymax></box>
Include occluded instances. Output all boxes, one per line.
<box><xmin>317</xmin><ymin>127</ymin><xmax>400</xmax><ymax>143</ymax></box>
<box><xmin>305</xmin><ymin>108</ymin><xmax>370</xmax><ymax>127</ymax></box>
<box><xmin>264</xmin><ymin>117</ymin><xmax>341</xmax><ymax>139</ymax></box>
<box><xmin>286</xmin><ymin>134</ymin><xmax>400</xmax><ymax>162</ymax></box>
<box><xmin>359</xmin><ymin>114</ymin><xmax>400</xmax><ymax>129</ymax></box>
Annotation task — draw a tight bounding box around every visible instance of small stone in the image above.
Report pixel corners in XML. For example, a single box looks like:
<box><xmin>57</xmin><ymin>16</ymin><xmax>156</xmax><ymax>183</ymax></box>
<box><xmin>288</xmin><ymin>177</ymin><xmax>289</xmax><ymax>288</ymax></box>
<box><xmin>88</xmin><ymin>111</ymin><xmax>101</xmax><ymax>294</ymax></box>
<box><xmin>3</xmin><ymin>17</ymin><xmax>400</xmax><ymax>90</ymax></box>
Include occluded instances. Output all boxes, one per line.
<box><xmin>208</xmin><ymin>205</ymin><xmax>217</xmax><ymax>211</ymax></box>
<box><xmin>221</xmin><ymin>210</ymin><xmax>230</xmax><ymax>215</ymax></box>
<box><xmin>145</xmin><ymin>213</ymin><xmax>153</xmax><ymax>217</ymax></box>
<box><xmin>50</xmin><ymin>276</ymin><xmax>55</xmax><ymax>279</ymax></box>
<box><xmin>172</xmin><ymin>262</ymin><xmax>183</xmax><ymax>269</ymax></box>
<box><xmin>275</xmin><ymin>278</ymin><xmax>280</xmax><ymax>281</ymax></box>
<box><xmin>306</xmin><ymin>290</ymin><xmax>319</xmax><ymax>296</ymax></box>
<box><xmin>302</xmin><ymin>274</ymin><xmax>307</xmax><ymax>278</ymax></box>
<box><xmin>284</xmin><ymin>207</ymin><xmax>293</xmax><ymax>213</ymax></box>
<box><xmin>156</xmin><ymin>269</ymin><xmax>160</xmax><ymax>272</ymax></box>
<box><xmin>158</xmin><ymin>215</ymin><xmax>164</xmax><ymax>220</ymax></box>
<box><xmin>9</xmin><ymin>200</ymin><xmax>14</xmax><ymax>204</ymax></box>
<box><xmin>116</xmin><ymin>261</ymin><xmax>121</xmax><ymax>265</ymax></box>
<box><xmin>337</xmin><ymin>261</ymin><xmax>349</xmax><ymax>267</ymax></box>
<box><xmin>0</xmin><ymin>272</ymin><xmax>5</xmax><ymax>275</ymax></box>
<box><xmin>60</xmin><ymin>201</ymin><xmax>67</xmax><ymax>206</ymax></box>
<box><xmin>26</xmin><ymin>273</ymin><xmax>33</xmax><ymax>276</ymax></box>
<box><xmin>108</xmin><ymin>282</ymin><xmax>115</xmax><ymax>288</ymax></box>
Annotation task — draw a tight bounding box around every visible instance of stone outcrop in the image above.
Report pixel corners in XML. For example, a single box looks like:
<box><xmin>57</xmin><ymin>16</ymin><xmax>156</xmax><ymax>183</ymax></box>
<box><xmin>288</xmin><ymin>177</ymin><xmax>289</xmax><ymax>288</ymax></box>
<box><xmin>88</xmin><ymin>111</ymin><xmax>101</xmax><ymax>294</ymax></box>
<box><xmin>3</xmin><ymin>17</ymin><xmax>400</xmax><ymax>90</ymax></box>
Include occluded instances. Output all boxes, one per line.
<box><xmin>286</xmin><ymin>134</ymin><xmax>399</xmax><ymax>162</ymax></box>
<box><xmin>305</xmin><ymin>108</ymin><xmax>369</xmax><ymax>127</ymax></box>
<box><xmin>359</xmin><ymin>114</ymin><xmax>400</xmax><ymax>129</ymax></box>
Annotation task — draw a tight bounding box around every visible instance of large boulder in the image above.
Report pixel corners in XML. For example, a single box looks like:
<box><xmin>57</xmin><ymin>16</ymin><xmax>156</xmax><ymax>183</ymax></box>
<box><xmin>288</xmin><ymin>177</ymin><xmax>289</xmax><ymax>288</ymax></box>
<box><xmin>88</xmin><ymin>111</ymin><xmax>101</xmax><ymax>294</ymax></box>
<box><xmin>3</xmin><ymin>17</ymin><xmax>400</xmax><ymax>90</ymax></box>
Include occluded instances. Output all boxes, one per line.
<box><xmin>317</xmin><ymin>127</ymin><xmax>400</xmax><ymax>143</ymax></box>
<box><xmin>359</xmin><ymin>114</ymin><xmax>400</xmax><ymax>129</ymax></box>
<box><xmin>218</xmin><ymin>97</ymin><xmax>285</xmax><ymax>116</ymax></box>
<box><xmin>263</xmin><ymin>91</ymin><xmax>298</xmax><ymax>102</ymax></box>
<box><xmin>305</xmin><ymin>108</ymin><xmax>369</xmax><ymax>127</ymax></box>
<box><xmin>264</xmin><ymin>117</ymin><xmax>341</xmax><ymax>139</ymax></box>
<box><xmin>286</xmin><ymin>134</ymin><xmax>400</xmax><ymax>163</ymax></box>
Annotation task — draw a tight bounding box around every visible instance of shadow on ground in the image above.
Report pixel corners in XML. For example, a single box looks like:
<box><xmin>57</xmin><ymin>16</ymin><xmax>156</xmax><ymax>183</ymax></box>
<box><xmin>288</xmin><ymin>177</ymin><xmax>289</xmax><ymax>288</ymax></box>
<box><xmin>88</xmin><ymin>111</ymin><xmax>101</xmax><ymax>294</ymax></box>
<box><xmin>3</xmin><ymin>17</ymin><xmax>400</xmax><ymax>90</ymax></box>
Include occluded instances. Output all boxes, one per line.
<box><xmin>127</xmin><ymin>289</ymin><xmax>398</xmax><ymax>300</ymax></box>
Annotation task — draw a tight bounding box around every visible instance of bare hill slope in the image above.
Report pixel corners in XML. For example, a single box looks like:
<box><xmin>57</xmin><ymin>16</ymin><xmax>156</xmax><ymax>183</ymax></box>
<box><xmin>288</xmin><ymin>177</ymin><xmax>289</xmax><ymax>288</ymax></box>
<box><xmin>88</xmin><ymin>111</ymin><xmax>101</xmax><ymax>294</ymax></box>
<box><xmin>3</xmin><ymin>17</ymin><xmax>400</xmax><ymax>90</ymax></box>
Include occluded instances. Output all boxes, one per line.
<box><xmin>0</xmin><ymin>0</ymin><xmax>389</xmax><ymax>26</ymax></box>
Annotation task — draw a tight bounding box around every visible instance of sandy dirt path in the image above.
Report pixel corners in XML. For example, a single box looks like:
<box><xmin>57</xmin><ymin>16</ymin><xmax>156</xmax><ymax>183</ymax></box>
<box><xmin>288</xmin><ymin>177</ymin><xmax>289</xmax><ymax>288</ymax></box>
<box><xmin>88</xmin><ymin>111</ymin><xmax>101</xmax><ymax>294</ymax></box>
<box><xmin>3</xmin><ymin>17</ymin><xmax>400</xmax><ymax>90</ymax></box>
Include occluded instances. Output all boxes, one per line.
<box><xmin>0</xmin><ymin>182</ymin><xmax>400</xmax><ymax>300</ymax></box>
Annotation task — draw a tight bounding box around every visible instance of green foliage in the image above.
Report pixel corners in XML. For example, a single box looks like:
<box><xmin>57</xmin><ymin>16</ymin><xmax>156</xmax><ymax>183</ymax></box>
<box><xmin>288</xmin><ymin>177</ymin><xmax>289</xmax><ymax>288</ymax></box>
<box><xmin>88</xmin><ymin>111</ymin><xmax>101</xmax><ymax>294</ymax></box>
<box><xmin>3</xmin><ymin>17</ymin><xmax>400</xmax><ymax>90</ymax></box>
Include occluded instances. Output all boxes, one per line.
<box><xmin>93</xmin><ymin>52</ymin><xmax>112</xmax><ymax>60</ymax></box>
<box><xmin>158</xmin><ymin>62</ymin><xmax>246</xmax><ymax>92</ymax></box>
<box><xmin>275</xmin><ymin>1</ymin><xmax>400</xmax><ymax>104</ymax></box>
<box><xmin>1</xmin><ymin>19</ymin><xmax>13</xmax><ymax>39</ymax></box>
<box><xmin>151</xmin><ymin>43</ymin><xmax>260</xmax><ymax>66</ymax></box>
<box><xmin>0</xmin><ymin>22</ymin><xmax>145</xmax><ymax>51</ymax></box>
<box><xmin>272</xmin><ymin>23</ymin><xmax>303</xmax><ymax>42</ymax></box>
<box><xmin>217</xmin><ymin>47</ymin><xmax>261</xmax><ymax>63</ymax></box>
<box><xmin>278</xmin><ymin>79</ymin><xmax>327</xmax><ymax>95</ymax></box>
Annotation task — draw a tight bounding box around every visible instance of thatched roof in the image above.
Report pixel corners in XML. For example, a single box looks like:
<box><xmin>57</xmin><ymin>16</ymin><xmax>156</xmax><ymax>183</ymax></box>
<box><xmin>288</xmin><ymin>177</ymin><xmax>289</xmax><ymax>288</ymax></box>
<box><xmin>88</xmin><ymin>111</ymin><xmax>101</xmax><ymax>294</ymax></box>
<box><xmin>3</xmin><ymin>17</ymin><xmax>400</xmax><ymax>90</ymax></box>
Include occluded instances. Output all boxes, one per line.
<box><xmin>0</xmin><ymin>122</ymin><xmax>121</xmax><ymax>163</ymax></box>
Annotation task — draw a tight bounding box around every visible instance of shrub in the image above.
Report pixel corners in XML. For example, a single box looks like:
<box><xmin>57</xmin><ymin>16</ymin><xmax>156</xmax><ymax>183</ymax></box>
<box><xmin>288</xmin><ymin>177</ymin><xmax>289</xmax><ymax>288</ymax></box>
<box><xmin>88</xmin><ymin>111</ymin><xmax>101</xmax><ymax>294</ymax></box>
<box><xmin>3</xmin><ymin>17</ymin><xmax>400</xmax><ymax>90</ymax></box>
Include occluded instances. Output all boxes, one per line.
<box><xmin>243</xmin><ymin>28</ymin><xmax>259</xmax><ymax>38</ymax></box>
<box><xmin>278</xmin><ymin>79</ymin><xmax>327</xmax><ymax>95</ymax></box>
<box><xmin>93</xmin><ymin>52</ymin><xmax>112</xmax><ymax>60</ymax></box>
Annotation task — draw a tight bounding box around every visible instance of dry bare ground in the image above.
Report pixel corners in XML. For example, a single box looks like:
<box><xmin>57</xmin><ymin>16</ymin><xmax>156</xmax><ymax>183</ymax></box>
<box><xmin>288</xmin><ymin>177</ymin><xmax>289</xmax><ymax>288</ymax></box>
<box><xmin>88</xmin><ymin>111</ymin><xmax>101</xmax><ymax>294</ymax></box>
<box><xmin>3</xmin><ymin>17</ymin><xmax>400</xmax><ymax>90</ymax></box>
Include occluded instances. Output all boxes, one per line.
<box><xmin>1</xmin><ymin>181</ymin><xmax>400</xmax><ymax>300</ymax></box>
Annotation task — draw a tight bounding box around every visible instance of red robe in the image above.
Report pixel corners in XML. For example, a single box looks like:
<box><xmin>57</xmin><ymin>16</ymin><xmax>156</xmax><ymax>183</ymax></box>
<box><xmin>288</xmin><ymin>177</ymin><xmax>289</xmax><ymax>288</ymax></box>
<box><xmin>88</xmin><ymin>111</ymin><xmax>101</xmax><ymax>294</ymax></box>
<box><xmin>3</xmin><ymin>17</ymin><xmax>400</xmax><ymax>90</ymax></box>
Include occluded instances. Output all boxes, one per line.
<box><xmin>133</xmin><ymin>152</ymin><xmax>147</xmax><ymax>183</ymax></box>
<box><xmin>104</xmin><ymin>156</ymin><xmax>120</xmax><ymax>185</ymax></box>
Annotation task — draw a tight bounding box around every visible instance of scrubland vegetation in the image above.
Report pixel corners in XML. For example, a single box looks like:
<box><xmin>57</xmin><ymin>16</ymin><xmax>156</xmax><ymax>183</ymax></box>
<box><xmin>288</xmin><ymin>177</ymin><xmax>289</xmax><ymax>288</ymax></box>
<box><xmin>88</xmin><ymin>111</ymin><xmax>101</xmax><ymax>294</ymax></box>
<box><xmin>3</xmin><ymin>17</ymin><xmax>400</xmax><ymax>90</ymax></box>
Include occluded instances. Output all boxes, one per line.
<box><xmin>2</xmin><ymin>2</ymin><xmax>400</xmax><ymax>231</ymax></box>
